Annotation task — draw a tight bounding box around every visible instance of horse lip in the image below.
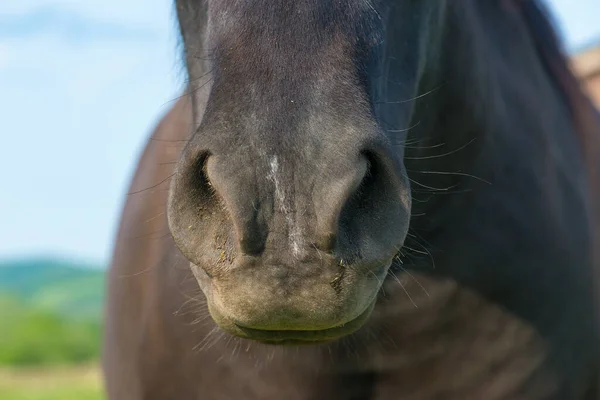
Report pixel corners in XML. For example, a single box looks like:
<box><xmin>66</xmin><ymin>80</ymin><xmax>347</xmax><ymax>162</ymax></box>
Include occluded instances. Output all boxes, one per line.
<box><xmin>233</xmin><ymin>326</ymin><xmax>344</xmax><ymax>343</ymax></box>
<box><xmin>196</xmin><ymin>261</ymin><xmax>391</xmax><ymax>343</ymax></box>
<box><xmin>229</xmin><ymin>297</ymin><xmax>378</xmax><ymax>344</ymax></box>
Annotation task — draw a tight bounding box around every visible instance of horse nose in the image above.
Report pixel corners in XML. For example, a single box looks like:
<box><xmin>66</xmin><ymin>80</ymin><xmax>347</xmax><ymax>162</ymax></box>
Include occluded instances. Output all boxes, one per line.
<box><xmin>203</xmin><ymin>153</ymin><xmax>368</xmax><ymax>256</ymax></box>
<box><xmin>203</xmin><ymin>146</ymin><xmax>410</xmax><ymax>264</ymax></box>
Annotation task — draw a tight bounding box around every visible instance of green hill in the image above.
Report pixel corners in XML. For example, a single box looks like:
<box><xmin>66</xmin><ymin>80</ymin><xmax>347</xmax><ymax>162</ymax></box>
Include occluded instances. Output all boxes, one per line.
<box><xmin>0</xmin><ymin>257</ymin><xmax>105</xmax><ymax>322</ymax></box>
<box><xmin>0</xmin><ymin>257</ymin><xmax>106</xmax><ymax>366</ymax></box>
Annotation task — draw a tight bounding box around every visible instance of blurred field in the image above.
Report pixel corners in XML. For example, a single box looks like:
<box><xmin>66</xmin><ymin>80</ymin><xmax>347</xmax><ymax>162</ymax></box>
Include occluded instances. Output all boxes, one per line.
<box><xmin>0</xmin><ymin>364</ymin><xmax>104</xmax><ymax>400</ymax></box>
<box><xmin>0</xmin><ymin>258</ymin><xmax>106</xmax><ymax>400</ymax></box>
<box><xmin>0</xmin><ymin>258</ymin><xmax>104</xmax><ymax>322</ymax></box>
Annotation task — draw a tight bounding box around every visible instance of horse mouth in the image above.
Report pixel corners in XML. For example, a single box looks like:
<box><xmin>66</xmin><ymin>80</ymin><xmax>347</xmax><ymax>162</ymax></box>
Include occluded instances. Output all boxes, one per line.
<box><xmin>193</xmin><ymin>262</ymin><xmax>389</xmax><ymax>345</ymax></box>
<box><xmin>224</xmin><ymin>298</ymin><xmax>378</xmax><ymax>345</ymax></box>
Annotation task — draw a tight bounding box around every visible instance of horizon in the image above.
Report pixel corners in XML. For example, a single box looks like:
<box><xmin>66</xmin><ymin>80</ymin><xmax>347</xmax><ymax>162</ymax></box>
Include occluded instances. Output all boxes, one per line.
<box><xmin>0</xmin><ymin>0</ymin><xmax>599</xmax><ymax>267</ymax></box>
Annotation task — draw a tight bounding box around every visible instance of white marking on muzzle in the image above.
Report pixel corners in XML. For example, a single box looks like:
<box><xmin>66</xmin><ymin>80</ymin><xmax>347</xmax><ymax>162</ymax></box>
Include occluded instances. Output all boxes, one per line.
<box><xmin>267</xmin><ymin>155</ymin><xmax>303</xmax><ymax>257</ymax></box>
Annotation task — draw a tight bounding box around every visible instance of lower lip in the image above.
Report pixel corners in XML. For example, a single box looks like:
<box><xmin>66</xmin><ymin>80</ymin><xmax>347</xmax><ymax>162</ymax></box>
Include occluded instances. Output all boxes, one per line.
<box><xmin>231</xmin><ymin>298</ymin><xmax>378</xmax><ymax>344</ymax></box>
<box><xmin>255</xmin><ymin>339</ymin><xmax>333</xmax><ymax>346</ymax></box>
<box><xmin>234</xmin><ymin>326</ymin><xmax>343</xmax><ymax>343</ymax></box>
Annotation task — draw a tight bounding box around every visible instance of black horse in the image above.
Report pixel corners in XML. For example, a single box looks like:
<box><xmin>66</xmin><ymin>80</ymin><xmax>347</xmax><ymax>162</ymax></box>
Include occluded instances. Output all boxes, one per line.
<box><xmin>103</xmin><ymin>1</ymin><xmax>600</xmax><ymax>398</ymax></box>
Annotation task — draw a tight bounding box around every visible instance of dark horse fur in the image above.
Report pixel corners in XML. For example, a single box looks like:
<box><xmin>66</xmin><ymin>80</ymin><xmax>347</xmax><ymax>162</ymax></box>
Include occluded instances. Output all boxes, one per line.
<box><xmin>103</xmin><ymin>1</ymin><xmax>600</xmax><ymax>398</ymax></box>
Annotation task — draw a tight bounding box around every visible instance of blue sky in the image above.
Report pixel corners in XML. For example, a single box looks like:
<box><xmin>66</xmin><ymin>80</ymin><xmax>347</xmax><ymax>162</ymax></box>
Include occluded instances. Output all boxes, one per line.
<box><xmin>0</xmin><ymin>0</ymin><xmax>598</xmax><ymax>264</ymax></box>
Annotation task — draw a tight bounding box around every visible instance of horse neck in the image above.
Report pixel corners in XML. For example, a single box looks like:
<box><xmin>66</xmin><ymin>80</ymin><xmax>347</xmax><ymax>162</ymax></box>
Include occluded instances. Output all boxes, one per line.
<box><xmin>399</xmin><ymin>5</ymin><xmax>597</xmax><ymax>378</ymax></box>
<box><xmin>405</xmin><ymin>3</ymin><xmax>588</xmax><ymax>233</ymax></box>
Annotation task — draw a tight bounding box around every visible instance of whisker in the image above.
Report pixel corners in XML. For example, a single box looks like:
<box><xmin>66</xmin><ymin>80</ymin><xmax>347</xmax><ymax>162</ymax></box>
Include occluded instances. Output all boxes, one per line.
<box><xmin>389</xmin><ymin>270</ymin><xmax>418</xmax><ymax>308</ymax></box>
<box><xmin>368</xmin><ymin>270</ymin><xmax>383</xmax><ymax>287</ymax></box>
<box><xmin>128</xmin><ymin>173</ymin><xmax>175</xmax><ymax>195</ymax></box>
<box><xmin>408</xmin><ymin>178</ymin><xmax>459</xmax><ymax>192</ymax></box>
<box><xmin>402</xmin><ymin>240</ymin><xmax>436</xmax><ymax>269</ymax></box>
<box><xmin>411</xmin><ymin>188</ymin><xmax>472</xmax><ymax>195</ymax></box>
<box><xmin>401</xmin><ymin>244</ymin><xmax>428</xmax><ymax>256</ymax></box>
<box><xmin>143</xmin><ymin>211</ymin><xmax>165</xmax><ymax>224</ymax></box>
<box><xmin>164</xmin><ymin>75</ymin><xmax>214</xmax><ymax>106</ymax></box>
<box><xmin>399</xmin><ymin>267</ymin><xmax>431</xmax><ymax>298</ymax></box>
<box><xmin>193</xmin><ymin>326</ymin><xmax>222</xmax><ymax>352</ymax></box>
<box><xmin>117</xmin><ymin>262</ymin><xmax>159</xmax><ymax>279</ymax></box>
<box><xmin>405</xmin><ymin>142</ymin><xmax>447</xmax><ymax>150</ymax></box>
<box><xmin>375</xmin><ymin>84</ymin><xmax>444</xmax><ymax>105</ymax></box>
<box><xmin>387</xmin><ymin>120</ymin><xmax>421</xmax><ymax>133</ymax></box>
<box><xmin>404</xmin><ymin>137</ymin><xmax>477</xmax><ymax>160</ymax></box>
<box><xmin>408</xmin><ymin>169</ymin><xmax>491</xmax><ymax>185</ymax></box>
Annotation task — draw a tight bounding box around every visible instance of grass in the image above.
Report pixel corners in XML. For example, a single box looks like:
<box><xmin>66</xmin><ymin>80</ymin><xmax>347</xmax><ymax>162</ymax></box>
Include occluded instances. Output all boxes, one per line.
<box><xmin>0</xmin><ymin>295</ymin><xmax>101</xmax><ymax>367</ymax></box>
<box><xmin>0</xmin><ymin>365</ymin><xmax>105</xmax><ymax>400</ymax></box>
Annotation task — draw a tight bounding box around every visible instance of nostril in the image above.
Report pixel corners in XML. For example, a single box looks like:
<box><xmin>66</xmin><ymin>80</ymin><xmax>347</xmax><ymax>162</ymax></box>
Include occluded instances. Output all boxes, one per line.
<box><xmin>314</xmin><ymin>232</ymin><xmax>336</xmax><ymax>252</ymax></box>
<box><xmin>187</xmin><ymin>152</ymin><xmax>215</xmax><ymax>198</ymax></box>
<box><xmin>176</xmin><ymin>151</ymin><xmax>216</xmax><ymax>208</ymax></box>
<box><xmin>205</xmin><ymin>156</ymin><xmax>268</xmax><ymax>256</ymax></box>
<box><xmin>239</xmin><ymin>231</ymin><xmax>265</xmax><ymax>255</ymax></box>
<box><xmin>314</xmin><ymin>156</ymin><xmax>369</xmax><ymax>254</ymax></box>
<box><xmin>349</xmin><ymin>152</ymin><xmax>376</xmax><ymax>207</ymax></box>
<box><xmin>335</xmin><ymin>149</ymin><xmax>410</xmax><ymax>266</ymax></box>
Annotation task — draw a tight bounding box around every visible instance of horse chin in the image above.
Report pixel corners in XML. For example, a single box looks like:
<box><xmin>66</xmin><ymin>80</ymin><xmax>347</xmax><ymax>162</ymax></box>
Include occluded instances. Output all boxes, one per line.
<box><xmin>205</xmin><ymin>296</ymin><xmax>378</xmax><ymax>345</ymax></box>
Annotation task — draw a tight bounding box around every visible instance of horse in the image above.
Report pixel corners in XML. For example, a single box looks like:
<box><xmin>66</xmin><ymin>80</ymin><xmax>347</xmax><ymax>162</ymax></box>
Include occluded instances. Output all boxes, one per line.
<box><xmin>103</xmin><ymin>1</ymin><xmax>600</xmax><ymax>398</ymax></box>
